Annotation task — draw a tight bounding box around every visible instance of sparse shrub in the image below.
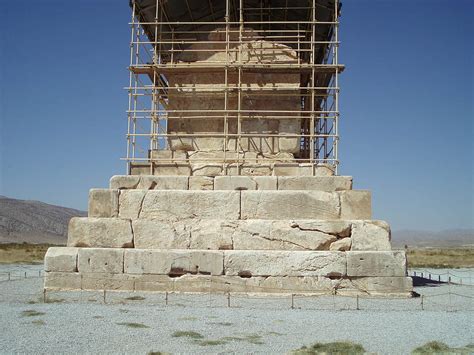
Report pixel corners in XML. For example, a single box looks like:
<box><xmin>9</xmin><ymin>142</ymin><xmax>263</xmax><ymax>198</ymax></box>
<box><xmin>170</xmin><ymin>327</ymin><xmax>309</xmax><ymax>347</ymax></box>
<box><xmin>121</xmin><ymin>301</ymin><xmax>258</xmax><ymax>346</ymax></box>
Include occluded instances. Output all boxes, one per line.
<box><xmin>22</xmin><ymin>310</ymin><xmax>46</xmax><ymax>317</ymax></box>
<box><xmin>172</xmin><ymin>331</ymin><xmax>204</xmax><ymax>339</ymax></box>
<box><xmin>292</xmin><ymin>341</ymin><xmax>365</xmax><ymax>354</ymax></box>
<box><xmin>116</xmin><ymin>322</ymin><xmax>149</xmax><ymax>329</ymax></box>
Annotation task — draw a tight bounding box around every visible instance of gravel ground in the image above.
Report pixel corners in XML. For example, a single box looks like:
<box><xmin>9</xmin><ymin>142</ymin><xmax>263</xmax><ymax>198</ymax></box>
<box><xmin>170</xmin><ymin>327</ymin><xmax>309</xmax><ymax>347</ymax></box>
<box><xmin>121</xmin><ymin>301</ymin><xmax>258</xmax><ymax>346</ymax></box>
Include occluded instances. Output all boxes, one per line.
<box><xmin>0</xmin><ymin>264</ymin><xmax>473</xmax><ymax>354</ymax></box>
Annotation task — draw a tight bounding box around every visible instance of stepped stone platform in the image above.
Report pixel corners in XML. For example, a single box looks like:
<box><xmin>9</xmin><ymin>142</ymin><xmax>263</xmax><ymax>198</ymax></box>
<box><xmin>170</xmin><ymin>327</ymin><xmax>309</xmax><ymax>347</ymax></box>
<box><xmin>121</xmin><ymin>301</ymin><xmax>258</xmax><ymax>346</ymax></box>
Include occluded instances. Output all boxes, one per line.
<box><xmin>44</xmin><ymin>175</ymin><xmax>413</xmax><ymax>297</ymax></box>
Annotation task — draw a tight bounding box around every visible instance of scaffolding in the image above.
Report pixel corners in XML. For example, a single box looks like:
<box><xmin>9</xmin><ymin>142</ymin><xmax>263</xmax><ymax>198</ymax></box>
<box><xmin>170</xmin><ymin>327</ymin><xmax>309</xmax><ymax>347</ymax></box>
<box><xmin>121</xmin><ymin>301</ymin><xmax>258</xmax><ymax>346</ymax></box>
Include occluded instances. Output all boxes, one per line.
<box><xmin>126</xmin><ymin>0</ymin><xmax>343</xmax><ymax>175</ymax></box>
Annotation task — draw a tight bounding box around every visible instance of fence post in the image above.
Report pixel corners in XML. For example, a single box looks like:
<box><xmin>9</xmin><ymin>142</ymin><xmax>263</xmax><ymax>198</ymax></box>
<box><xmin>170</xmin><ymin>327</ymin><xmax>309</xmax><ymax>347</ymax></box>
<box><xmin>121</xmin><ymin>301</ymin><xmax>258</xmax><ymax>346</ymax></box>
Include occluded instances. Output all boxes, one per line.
<box><xmin>438</xmin><ymin>275</ymin><xmax>441</xmax><ymax>282</ymax></box>
<box><xmin>414</xmin><ymin>271</ymin><xmax>416</xmax><ymax>277</ymax></box>
<box><xmin>356</xmin><ymin>295</ymin><xmax>359</xmax><ymax>310</ymax></box>
<box><xmin>8</xmin><ymin>272</ymin><xmax>10</xmax><ymax>281</ymax></box>
<box><xmin>39</xmin><ymin>270</ymin><xmax>41</xmax><ymax>277</ymax></box>
<box><xmin>43</xmin><ymin>289</ymin><xmax>47</xmax><ymax>303</ymax></box>
<box><xmin>448</xmin><ymin>276</ymin><xmax>451</xmax><ymax>285</ymax></box>
<box><xmin>227</xmin><ymin>292</ymin><xmax>231</xmax><ymax>308</ymax></box>
<box><xmin>165</xmin><ymin>291</ymin><xmax>168</xmax><ymax>305</ymax></box>
<box><xmin>429</xmin><ymin>273</ymin><xmax>431</xmax><ymax>280</ymax></box>
<box><xmin>24</xmin><ymin>272</ymin><xmax>27</xmax><ymax>279</ymax></box>
<box><xmin>103</xmin><ymin>290</ymin><xmax>106</xmax><ymax>304</ymax></box>
<box><xmin>421</xmin><ymin>295</ymin><xmax>424</xmax><ymax>310</ymax></box>
<box><xmin>291</xmin><ymin>294</ymin><xmax>294</xmax><ymax>309</ymax></box>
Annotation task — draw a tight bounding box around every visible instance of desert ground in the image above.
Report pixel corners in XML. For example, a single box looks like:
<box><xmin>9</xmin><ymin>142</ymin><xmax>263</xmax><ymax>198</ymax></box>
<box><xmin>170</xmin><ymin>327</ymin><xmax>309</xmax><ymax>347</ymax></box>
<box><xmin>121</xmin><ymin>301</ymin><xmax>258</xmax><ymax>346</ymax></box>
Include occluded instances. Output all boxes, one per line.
<box><xmin>0</xmin><ymin>246</ymin><xmax>473</xmax><ymax>354</ymax></box>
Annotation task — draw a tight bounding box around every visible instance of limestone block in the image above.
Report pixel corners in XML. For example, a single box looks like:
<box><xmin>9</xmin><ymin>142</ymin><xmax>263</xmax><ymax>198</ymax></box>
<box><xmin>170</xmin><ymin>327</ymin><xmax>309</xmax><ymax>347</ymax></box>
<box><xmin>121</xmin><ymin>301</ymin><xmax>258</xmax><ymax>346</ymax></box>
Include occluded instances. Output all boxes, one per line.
<box><xmin>289</xmin><ymin>220</ymin><xmax>351</xmax><ymax>237</ymax></box>
<box><xmin>118</xmin><ymin>190</ymin><xmax>146</xmax><ymax>219</ymax></box>
<box><xmin>81</xmin><ymin>273</ymin><xmax>136</xmax><ymax>291</ymax></box>
<box><xmin>44</xmin><ymin>247</ymin><xmax>78</xmax><ymax>272</ymax></box>
<box><xmin>241</xmin><ymin>191</ymin><xmax>340</xmax><ymax>220</ymax></box>
<box><xmin>346</xmin><ymin>251</ymin><xmax>406</xmax><ymax>277</ymax></box>
<box><xmin>351</xmin><ymin>277</ymin><xmax>413</xmax><ymax>295</ymax></box>
<box><xmin>137</xmin><ymin>176</ymin><xmax>188</xmax><ymax>190</ymax></box>
<box><xmin>329</xmin><ymin>238</ymin><xmax>352</xmax><ymax>251</ymax></box>
<box><xmin>273</xmin><ymin>163</ymin><xmax>312</xmax><ymax>176</ymax></box>
<box><xmin>191</xmin><ymin>163</ymin><xmax>223</xmax><ymax>176</ymax></box>
<box><xmin>258</xmin><ymin>152</ymin><xmax>294</xmax><ymax>162</ymax></box>
<box><xmin>110</xmin><ymin>175</ymin><xmax>140</xmax><ymax>189</ymax></box>
<box><xmin>214</xmin><ymin>176</ymin><xmax>277</xmax><ymax>190</ymax></box>
<box><xmin>124</xmin><ymin>249</ymin><xmax>224</xmax><ymax>276</ymax></box>
<box><xmin>339</xmin><ymin>190</ymin><xmax>372</xmax><ymax>219</ymax></box>
<box><xmin>149</xmin><ymin>149</ymin><xmax>187</xmax><ymax>162</ymax></box>
<box><xmin>228</xmin><ymin>164</ymin><xmax>273</xmax><ymax>176</ymax></box>
<box><xmin>153</xmin><ymin>164</ymin><xmax>191</xmax><ymax>176</ymax></box>
<box><xmin>314</xmin><ymin>165</ymin><xmax>335</xmax><ymax>176</ymax></box>
<box><xmin>233</xmin><ymin>220</ymin><xmax>337</xmax><ymax>251</ymax></box>
<box><xmin>224</xmin><ymin>251</ymin><xmax>346</xmax><ymax>277</ymax></box>
<box><xmin>189</xmin><ymin>220</ymin><xmax>235</xmax><ymax>250</ymax></box>
<box><xmin>139</xmin><ymin>190</ymin><xmax>240</xmax><ymax>221</ymax></box>
<box><xmin>189</xmin><ymin>176</ymin><xmax>214</xmax><ymax>190</ymax></box>
<box><xmin>134</xmin><ymin>274</ymin><xmax>174</xmax><ymax>292</ymax></box>
<box><xmin>351</xmin><ymin>221</ymin><xmax>391</xmax><ymax>251</ymax></box>
<box><xmin>188</xmin><ymin>151</ymin><xmax>240</xmax><ymax>163</ymax></box>
<box><xmin>88</xmin><ymin>189</ymin><xmax>119</xmax><ymax>218</ymax></box>
<box><xmin>130</xmin><ymin>163</ymin><xmax>151</xmax><ymax>176</ymax></box>
<box><xmin>67</xmin><ymin>217</ymin><xmax>133</xmax><ymax>248</ymax></box>
<box><xmin>77</xmin><ymin>248</ymin><xmax>124</xmax><ymax>274</ymax></box>
<box><xmin>278</xmin><ymin>176</ymin><xmax>353</xmax><ymax>191</ymax></box>
<box><xmin>44</xmin><ymin>272</ymin><xmax>82</xmax><ymax>290</ymax></box>
<box><xmin>132</xmin><ymin>219</ymin><xmax>190</xmax><ymax>249</ymax></box>
<box><xmin>149</xmin><ymin>149</ymin><xmax>172</xmax><ymax>161</ymax></box>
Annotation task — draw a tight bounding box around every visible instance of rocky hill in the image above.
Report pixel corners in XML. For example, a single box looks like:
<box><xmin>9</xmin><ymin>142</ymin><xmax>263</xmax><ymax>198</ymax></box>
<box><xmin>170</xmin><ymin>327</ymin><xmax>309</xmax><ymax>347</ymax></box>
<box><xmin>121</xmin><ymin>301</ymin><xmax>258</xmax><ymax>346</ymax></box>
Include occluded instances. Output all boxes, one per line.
<box><xmin>0</xmin><ymin>196</ymin><xmax>86</xmax><ymax>245</ymax></box>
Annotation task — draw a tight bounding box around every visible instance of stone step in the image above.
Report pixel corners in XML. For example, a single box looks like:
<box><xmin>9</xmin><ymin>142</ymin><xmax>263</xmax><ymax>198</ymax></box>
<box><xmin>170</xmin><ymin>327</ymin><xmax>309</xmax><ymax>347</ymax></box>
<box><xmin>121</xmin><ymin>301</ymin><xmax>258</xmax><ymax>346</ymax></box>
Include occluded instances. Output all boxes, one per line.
<box><xmin>89</xmin><ymin>189</ymin><xmax>371</xmax><ymax>220</ymax></box>
<box><xmin>68</xmin><ymin>218</ymin><xmax>391</xmax><ymax>251</ymax></box>
<box><xmin>109</xmin><ymin>175</ymin><xmax>353</xmax><ymax>191</ymax></box>
<box><xmin>45</xmin><ymin>248</ymin><xmax>407</xmax><ymax>277</ymax></box>
<box><xmin>44</xmin><ymin>247</ymin><xmax>411</xmax><ymax>296</ymax></box>
<box><xmin>129</xmin><ymin>162</ymin><xmax>336</xmax><ymax>177</ymax></box>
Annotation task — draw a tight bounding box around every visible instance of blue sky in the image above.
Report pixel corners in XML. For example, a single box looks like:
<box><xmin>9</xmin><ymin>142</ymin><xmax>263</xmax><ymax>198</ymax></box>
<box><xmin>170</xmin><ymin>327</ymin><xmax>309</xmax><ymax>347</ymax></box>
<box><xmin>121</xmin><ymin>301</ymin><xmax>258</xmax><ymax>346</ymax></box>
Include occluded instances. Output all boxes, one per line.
<box><xmin>0</xmin><ymin>0</ymin><xmax>472</xmax><ymax>231</ymax></box>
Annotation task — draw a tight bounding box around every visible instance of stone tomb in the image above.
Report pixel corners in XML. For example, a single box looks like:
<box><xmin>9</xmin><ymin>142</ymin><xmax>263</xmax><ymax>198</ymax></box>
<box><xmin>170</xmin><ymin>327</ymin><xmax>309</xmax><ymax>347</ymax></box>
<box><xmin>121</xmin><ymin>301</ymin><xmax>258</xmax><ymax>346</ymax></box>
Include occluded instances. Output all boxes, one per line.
<box><xmin>44</xmin><ymin>29</ymin><xmax>411</xmax><ymax>297</ymax></box>
<box><xmin>44</xmin><ymin>174</ymin><xmax>412</xmax><ymax>296</ymax></box>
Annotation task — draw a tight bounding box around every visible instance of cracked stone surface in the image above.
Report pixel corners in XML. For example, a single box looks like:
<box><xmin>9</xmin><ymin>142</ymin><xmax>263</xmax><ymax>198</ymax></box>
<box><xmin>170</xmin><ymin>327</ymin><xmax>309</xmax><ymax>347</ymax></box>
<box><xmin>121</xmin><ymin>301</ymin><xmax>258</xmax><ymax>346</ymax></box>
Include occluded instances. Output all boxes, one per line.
<box><xmin>138</xmin><ymin>191</ymin><xmax>240</xmax><ymax>221</ymax></box>
<box><xmin>241</xmin><ymin>191</ymin><xmax>341</xmax><ymax>220</ymax></box>
<box><xmin>224</xmin><ymin>250</ymin><xmax>346</xmax><ymax>277</ymax></box>
<box><xmin>67</xmin><ymin>217</ymin><xmax>133</xmax><ymax>248</ymax></box>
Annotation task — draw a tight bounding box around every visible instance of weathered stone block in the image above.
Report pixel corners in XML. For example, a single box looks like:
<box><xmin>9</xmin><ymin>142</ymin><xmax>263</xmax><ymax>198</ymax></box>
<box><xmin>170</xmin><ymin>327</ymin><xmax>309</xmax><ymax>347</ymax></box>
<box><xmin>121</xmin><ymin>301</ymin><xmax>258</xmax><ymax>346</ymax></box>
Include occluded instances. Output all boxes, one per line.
<box><xmin>224</xmin><ymin>250</ymin><xmax>346</xmax><ymax>277</ymax></box>
<box><xmin>153</xmin><ymin>163</ymin><xmax>192</xmax><ymax>176</ymax></box>
<box><xmin>214</xmin><ymin>176</ymin><xmax>277</xmax><ymax>190</ymax></box>
<box><xmin>139</xmin><ymin>190</ymin><xmax>240</xmax><ymax>221</ymax></box>
<box><xmin>88</xmin><ymin>189</ymin><xmax>119</xmax><ymax>218</ymax></box>
<box><xmin>188</xmin><ymin>220</ymin><xmax>235</xmax><ymax>250</ymax></box>
<box><xmin>189</xmin><ymin>176</ymin><xmax>213</xmax><ymax>190</ymax></box>
<box><xmin>191</xmin><ymin>164</ymin><xmax>223</xmax><ymax>176</ymax></box>
<box><xmin>278</xmin><ymin>176</ymin><xmax>353</xmax><ymax>191</ymax></box>
<box><xmin>110</xmin><ymin>175</ymin><xmax>140</xmax><ymax>189</ymax></box>
<box><xmin>81</xmin><ymin>273</ymin><xmax>136</xmax><ymax>291</ymax></box>
<box><xmin>351</xmin><ymin>221</ymin><xmax>391</xmax><ymax>251</ymax></box>
<box><xmin>351</xmin><ymin>276</ymin><xmax>413</xmax><ymax>295</ymax></box>
<box><xmin>124</xmin><ymin>249</ymin><xmax>224</xmax><ymax>276</ymax></box>
<box><xmin>132</xmin><ymin>219</ymin><xmax>190</xmax><ymax>249</ymax></box>
<box><xmin>289</xmin><ymin>220</ymin><xmax>351</xmax><ymax>237</ymax></box>
<box><xmin>134</xmin><ymin>274</ymin><xmax>174</xmax><ymax>292</ymax></box>
<box><xmin>44</xmin><ymin>272</ymin><xmax>82</xmax><ymax>290</ymax></box>
<box><xmin>136</xmin><ymin>176</ymin><xmax>188</xmax><ymax>190</ymax></box>
<box><xmin>228</xmin><ymin>164</ymin><xmax>273</xmax><ymax>176</ymax></box>
<box><xmin>273</xmin><ymin>163</ymin><xmax>312</xmax><ymax>176</ymax></box>
<box><xmin>44</xmin><ymin>247</ymin><xmax>78</xmax><ymax>272</ymax></box>
<box><xmin>78</xmin><ymin>248</ymin><xmax>124</xmax><ymax>274</ymax></box>
<box><xmin>233</xmin><ymin>220</ymin><xmax>338</xmax><ymax>251</ymax></box>
<box><xmin>346</xmin><ymin>251</ymin><xmax>406</xmax><ymax>277</ymax></box>
<box><xmin>329</xmin><ymin>238</ymin><xmax>352</xmax><ymax>251</ymax></box>
<box><xmin>67</xmin><ymin>217</ymin><xmax>133</xmax><ymax>248</ymax></box>
<box><xmin>118</xmin><ymin>190</ymin><xmax>146</xmax><ymax>219</ymax></box>
<box><xmin>339</xmin><ymin>190</ymin><xmax>372</xmax><ymax>219</ymax></box>
<box><xmin>241</xmin><ymin>191</ymin><xmax>340</xmax><ymax>220</ymax></box>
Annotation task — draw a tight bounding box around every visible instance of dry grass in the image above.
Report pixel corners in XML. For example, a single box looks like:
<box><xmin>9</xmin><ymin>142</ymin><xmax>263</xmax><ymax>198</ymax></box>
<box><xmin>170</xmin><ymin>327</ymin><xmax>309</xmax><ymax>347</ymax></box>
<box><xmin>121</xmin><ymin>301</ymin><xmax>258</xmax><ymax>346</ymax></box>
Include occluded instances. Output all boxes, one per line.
<box><xmin>407</xmin><ymin>248</ymin><xmax>474</xmax><ymax>268</ymax></box>
<box><xmin>0</xmin><ymin>243</ymin><xmax>58</xmax><ymax>264</ymax></box>
<box><xmin>412</xmin><ymin>341</ymin><xmax>474</xmax><ymax>354</ymax></box>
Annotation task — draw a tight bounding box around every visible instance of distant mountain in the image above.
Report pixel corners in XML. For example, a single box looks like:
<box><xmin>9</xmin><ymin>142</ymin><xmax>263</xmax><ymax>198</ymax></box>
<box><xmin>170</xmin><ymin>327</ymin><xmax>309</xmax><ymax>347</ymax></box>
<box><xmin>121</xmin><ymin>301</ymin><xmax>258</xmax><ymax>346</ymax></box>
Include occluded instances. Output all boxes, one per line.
<box><xmin>0</xmin><ymin>196</ymin><xmax>86</xmax><ymax>245</ymax></box>
<box><xmin>392</xmin><ymin>229</ymin><xmax>474</xmax><ymax>248</ymax></box>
